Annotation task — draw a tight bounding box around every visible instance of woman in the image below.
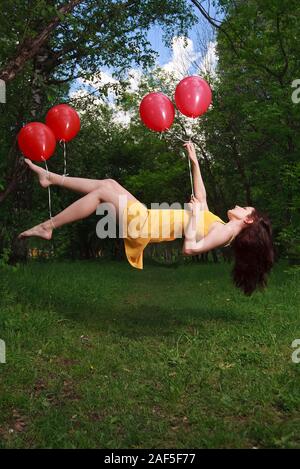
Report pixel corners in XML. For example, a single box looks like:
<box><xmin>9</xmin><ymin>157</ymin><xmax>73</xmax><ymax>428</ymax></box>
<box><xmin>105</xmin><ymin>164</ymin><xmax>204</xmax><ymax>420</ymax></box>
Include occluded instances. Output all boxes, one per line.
<box><xmin>19</xmin><ymin>142</ymin><xmax>274</xmax><ymax>295</ymax></box>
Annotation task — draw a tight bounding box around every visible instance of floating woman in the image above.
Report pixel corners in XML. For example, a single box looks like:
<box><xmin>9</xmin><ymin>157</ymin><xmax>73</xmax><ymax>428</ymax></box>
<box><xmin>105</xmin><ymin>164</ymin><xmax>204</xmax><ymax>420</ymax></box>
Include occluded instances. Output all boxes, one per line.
<box><xmin>19</xmin><ymin>142</ymin><xmax>274</xmax><ymax>296</ymax></box>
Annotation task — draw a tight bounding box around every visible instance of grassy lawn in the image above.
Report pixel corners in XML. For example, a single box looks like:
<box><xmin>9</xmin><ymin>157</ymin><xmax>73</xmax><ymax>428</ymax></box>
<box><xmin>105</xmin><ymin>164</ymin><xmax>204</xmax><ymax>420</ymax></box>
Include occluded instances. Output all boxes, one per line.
<box><xmin>0</xmin><ymin>259</ymin><xmax>299</xmax><ymax>448</ymax></box>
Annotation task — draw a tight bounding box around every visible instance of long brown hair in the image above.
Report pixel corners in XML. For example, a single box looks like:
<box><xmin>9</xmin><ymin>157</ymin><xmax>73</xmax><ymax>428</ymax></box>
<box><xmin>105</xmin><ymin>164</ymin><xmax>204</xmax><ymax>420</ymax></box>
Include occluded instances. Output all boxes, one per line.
<box><xmin>230</xmin><ymin>209</ymin><xmax>275</xmax><ymax>296</ymax></box>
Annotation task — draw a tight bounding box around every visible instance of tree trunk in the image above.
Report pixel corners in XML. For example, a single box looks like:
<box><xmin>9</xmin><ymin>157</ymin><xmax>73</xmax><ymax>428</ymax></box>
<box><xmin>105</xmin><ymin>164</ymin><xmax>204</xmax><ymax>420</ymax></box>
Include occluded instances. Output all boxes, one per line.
<box><xmin>9</xmin><ymin>44</ymin><xmax>53</xmax><ymax>262</ymax></box>
<box><xmin>0</xmin><ymin>0</ymin><xmax>83</xmax><ymax>83</ymax></box>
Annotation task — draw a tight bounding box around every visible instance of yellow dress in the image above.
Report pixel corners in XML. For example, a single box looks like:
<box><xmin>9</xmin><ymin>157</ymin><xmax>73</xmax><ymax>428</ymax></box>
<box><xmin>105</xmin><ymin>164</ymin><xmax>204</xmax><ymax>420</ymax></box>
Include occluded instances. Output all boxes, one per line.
<box><xmin>122</xmin><ymin>200</ymin><xmax>232</xmax><ymax>269</ymax></box>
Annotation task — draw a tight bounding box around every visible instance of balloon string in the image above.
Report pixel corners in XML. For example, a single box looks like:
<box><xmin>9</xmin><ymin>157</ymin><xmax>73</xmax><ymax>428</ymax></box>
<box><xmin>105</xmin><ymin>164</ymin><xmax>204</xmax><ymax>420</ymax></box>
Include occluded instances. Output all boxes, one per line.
<box><xmin>163</xmin><ymin>130</ymin><xmax>194</xmax><ymax>195</ymax></box>
<box><xmin>161</xmin><ymin>128</ymin><xmax>191</xmax><ymax>144</ymax></box>
<box><xmin>188</xmin><ymin>154</ymin><xmax>194</xmax><ymax>197</ymax></box>
<box><xmin>176</xmin><ymin>134</ymin><xmax>194</xmax><ymax>195</ymax></box>
<box><xmin>181</xmin><ymin>151</ymin><xmax>194</xmax><ymax>197</ymax></box>
<box><xmin>63</xmin><ymin>140</ymin><xmax>67</xmax><ymax>176</ymax></box>
<box><xmin>161</xmin><ymin>131</ymin><xmax>194</xmax><ymax>196</ymax></box>
<box><xmin>59</xmin><ymin>140</ymin><xmax>69</xmax><ymax>186</ymax></box>
<box><xmin>174</xmin><ymin>134</ymin><xmax>190</xmax><ymax>143</ymax></box>
<box><xmin>42</xmin><ymin>157</ymin><xmax>56</xmax><ymax>229</ymax></box>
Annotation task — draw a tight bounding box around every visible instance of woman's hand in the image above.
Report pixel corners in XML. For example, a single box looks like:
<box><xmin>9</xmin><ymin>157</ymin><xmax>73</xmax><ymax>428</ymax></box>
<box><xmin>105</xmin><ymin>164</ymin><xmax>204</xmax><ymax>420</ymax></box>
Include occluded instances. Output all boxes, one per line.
<box><xmin>187</xmin><ymin>194</ymin><xmax>201</xmax><ymax>216</ymax></box>
<box><xmin>183</xmin><ymin>141</ymin><xmax>198</xmax><ymax>164</ymax></box>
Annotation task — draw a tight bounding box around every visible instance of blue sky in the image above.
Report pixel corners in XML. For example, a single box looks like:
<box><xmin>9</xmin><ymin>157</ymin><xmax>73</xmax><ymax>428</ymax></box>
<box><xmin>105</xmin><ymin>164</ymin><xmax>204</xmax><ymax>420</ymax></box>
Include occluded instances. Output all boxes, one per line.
<box><xmin>146</xmin><ymin>1</ymin><xmax>219</xmax><ymax>66</ymax></box>
<box><xmin>146</xmin><ymin>25</ymin><xmax>174</xmax><ymax>65</ymax></box>
<box><xmin>70</xmin><ymin>1</ymin><xmax>220</xmax><ymax>96</ymax></box>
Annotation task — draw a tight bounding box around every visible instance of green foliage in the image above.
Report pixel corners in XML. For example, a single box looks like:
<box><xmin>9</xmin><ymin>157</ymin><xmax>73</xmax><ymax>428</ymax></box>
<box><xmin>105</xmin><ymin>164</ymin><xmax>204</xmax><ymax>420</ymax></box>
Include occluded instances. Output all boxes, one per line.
<box><xmin>1</xmin><ymin>0</ymin><xmax>300</xmax><ymax>263</ymax></box>
<box><xmin>0</xmin><ymin>0</ymin><xmax>196</xmax><ymax>261</ymax></box>
<box><xmin>198</xmin><ymin>0</ymin><xmax>300</xmax><ymax>258</ymax></box>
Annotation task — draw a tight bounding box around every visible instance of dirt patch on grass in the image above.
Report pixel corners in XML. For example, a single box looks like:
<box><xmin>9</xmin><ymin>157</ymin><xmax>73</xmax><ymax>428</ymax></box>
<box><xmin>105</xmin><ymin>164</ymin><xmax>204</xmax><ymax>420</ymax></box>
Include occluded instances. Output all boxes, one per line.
<box><xmin>32</xmin><ymin>376</ymin><xmax>81</xmax><ymax>407</ymax></box>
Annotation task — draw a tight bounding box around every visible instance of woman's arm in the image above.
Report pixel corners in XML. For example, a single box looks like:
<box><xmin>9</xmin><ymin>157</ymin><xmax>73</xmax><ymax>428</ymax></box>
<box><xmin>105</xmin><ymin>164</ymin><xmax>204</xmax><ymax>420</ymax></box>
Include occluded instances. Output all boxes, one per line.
<box><xmin>184</xmin><ymin>226</ymin><xmax>233</xmax><ymax>255</ymax></box>
<box><xmin>184</xmin><ymin>142</ymin><xmax>207</xmax><ymax>205</ymax></box>
<box><xmin>183</xmin><ymin>197</ymin><xmax>234</xmax><ymax>255</ymax></box>
<box><xmin>182</xmin><ymin>196</ymin><xmax>202</xmax><ymax>254</ymax></box>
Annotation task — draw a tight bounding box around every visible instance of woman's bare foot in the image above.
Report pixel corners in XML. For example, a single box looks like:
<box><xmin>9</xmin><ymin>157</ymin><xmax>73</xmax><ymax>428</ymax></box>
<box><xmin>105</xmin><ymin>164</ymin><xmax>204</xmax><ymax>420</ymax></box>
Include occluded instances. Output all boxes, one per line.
<box><xmin>24</xmin><ymin>158</ymin><xmax>51</xmax><ymax>188</ymax></box>
<box><xmin>18</xmin><ymin>221</ymin><xmax>53</xmax><ymax>240</ymax></box>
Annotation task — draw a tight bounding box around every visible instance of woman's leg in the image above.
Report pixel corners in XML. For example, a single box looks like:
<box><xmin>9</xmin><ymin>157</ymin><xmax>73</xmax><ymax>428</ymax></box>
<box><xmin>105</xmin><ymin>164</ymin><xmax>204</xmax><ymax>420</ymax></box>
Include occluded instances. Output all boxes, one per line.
<box><xmin>18</xmin><ymin>179</ymin><xmax>139</xmax><ymax>240</ymax></box>
<box><xmin>24</xmin><ymin>158</ymin><xmax>135</xmax><ymax>198</ymax></box>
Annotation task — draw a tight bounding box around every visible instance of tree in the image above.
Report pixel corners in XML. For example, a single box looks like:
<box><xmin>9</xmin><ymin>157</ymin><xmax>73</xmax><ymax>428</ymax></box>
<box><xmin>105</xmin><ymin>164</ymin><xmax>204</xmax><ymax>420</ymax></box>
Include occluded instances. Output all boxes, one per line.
<box><xmin>0</xmin><ymin>0</ymin><xmax>196</xmax><ymax>260</ymax></box>
<box><xmin>194</xmin><ymin>0</ymin><xmax>300</xmax><ymax>259</ymax></box>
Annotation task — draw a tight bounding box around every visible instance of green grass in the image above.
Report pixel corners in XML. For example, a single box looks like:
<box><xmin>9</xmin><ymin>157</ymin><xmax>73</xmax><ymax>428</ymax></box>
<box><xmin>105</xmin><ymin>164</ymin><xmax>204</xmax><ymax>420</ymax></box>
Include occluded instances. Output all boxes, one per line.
<box><xmin>0</xmin><ymin>259</ymin><xmax>300</xmax><ymax>448</ymax></box>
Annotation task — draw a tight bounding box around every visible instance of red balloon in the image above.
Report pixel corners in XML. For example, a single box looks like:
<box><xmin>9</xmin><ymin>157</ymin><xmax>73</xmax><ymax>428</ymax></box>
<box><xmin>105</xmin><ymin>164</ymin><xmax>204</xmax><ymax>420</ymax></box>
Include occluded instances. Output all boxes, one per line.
<box><xmin>17</xmin><ymin>122</ymin><xmax>56</xmax><ymax>162</ymax></box>
<box><xmin>45</xmin><ymin>104</ymin><xmax>81</xmax><ymax>142</ymax></box>
<box><xmin>139</xmin><ymin>92</ymin><xmax>175</xmax><ymax>132</ymax></box>
<box><xmin>175</xmin><ymin>76</ymin><xmax>212</xmax><ymax>118</ymax></box>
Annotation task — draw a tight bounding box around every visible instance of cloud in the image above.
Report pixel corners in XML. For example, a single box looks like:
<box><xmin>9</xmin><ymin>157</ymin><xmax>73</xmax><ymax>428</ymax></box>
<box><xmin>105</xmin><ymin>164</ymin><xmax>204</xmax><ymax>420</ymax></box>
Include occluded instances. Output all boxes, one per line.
<box><xmin>75</xmin><ymin>68</ymin><xmax>142</xmax><ymax>99</ymax></box>
<box><xmin>69</xmin><ymin>37</ymin><xmax>218</xmax><ymax>126</ymax></box>
<box><xmin>77</xmin><ymin>71</ymin><xmax>118</xmax><ymax>90</ymax></box>
<box><xmin>113</xmin><ymin>110</ymin><xmax>132</xmax><ymax>126</ymax></box>
<box><xmin>162</xmin><ymin>36</ymin><xmax>200</xmax><ymax>80</ymax></box>
<box><xmin>161</xmin><ymin>36</ymin><xmax>218</xmax><ymax>80</ymax></box>
<box><xmin>69</xmin><ymin>69</ymin><xmax>140</xmax><ymax>126</ymax></box>
<box><xmin>127</xmin><ymin>68</ymin><xmax>142</xmax><ymax>93</ymax></box>
<box><xmin>198</xmin><ymin>41</ymin><xmax>218</xmax><ymax>76</ymax></box>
